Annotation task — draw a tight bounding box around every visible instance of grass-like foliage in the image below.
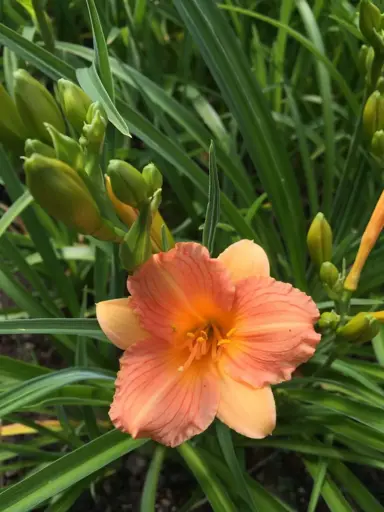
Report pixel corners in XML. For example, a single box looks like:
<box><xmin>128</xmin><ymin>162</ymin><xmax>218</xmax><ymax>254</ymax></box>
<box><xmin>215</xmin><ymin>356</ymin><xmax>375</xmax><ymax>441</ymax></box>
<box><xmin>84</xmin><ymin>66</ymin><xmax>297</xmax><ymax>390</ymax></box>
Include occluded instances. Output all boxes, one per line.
<box><xmin>0</xmin><ymin>0</ymin><xmax>384</xmax><ymax>511</ymax></box>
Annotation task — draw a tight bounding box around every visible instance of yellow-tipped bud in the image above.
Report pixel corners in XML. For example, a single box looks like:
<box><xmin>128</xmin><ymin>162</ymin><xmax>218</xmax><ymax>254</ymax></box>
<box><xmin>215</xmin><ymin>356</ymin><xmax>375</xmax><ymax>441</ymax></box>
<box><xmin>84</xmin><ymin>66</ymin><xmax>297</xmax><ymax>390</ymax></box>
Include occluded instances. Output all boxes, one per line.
<box><xmin>119</xmin><ymin>202</ymin><xmax>152</xmax><ymax>272</ymax></box>
<box><xmin>0</xmin><ymin>81</ymin><xmax>28</xmax><ymax>151</ymax></box>
<box><xmin>107</xmin><ymin>159</ymin><xmax>149</xmax><ymax>208</ymax></box>
<box><xmin>363</xmin><ymin>87</ymin><xmax>384</xmax><ymax>140</ymax></box>
<box><xmin>44</xmin><ymin>123</ymin><xmax>84</xmax><ymax>172</ymax></box>
<box><xmin>317</xmin><ymin>311</ymin><xmax>340</xmax><ymax>331</ymax></box>
<box><xmin>142</xmin><ymin>163</ymin><xmax>163</xmax><ymax>197</ymax></box>
<box><xmin>14</xmin><ymin>69</ymin><xmax>65</xmax><ymax>143</ymax></box>
<box><xmin>24</xmin><ymin>153</ymin><xmax>111</xmax><ymax>238</ymax></box>
<box><xmin>57</xmin><ymin>79</ymin><xmax>92</xmax><ymax>134</ymax></box>
<box><xmin>337</xmin><ymin>312</ymin><xmax>379</xmax><ymax>344</ymax></box>
<box><xmin>345</xmin><ymin>190</ymin><xmax>384</xmax><ymax>291</ymax></box>
<box><xmin>359</xmin><ymin>0</ymin><xmax>383</xmax><ymax>47</ymax></box>
<box><xmin>307</xmin><ymin>213</ymin><xmax>333</xmax><ymax>268</ymax></box>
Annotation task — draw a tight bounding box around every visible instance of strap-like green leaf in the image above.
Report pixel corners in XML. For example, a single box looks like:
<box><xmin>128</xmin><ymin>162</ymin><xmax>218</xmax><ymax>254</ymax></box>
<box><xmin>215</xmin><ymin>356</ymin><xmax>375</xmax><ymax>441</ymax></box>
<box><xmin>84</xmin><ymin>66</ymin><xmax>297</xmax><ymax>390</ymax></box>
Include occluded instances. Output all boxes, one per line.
<box><xmin>177</xmin><ymin>443</ymin><xmax>237</xmax><ymax>512</ymax></box>
<box><xmin>173</xmin><ymin>0</ymin><xmax>306</xmax><ymax>287</ymax></box>
<box><xmin>0</xmin><ymin>430</ymin><xmax>147</xmax><ymax>512</ymax></box>
<box><xmin>202</xmin><ymin>141</ymin><xmax>220</xmax><ymax>254</ymax></box>
<box><xmin>0</xmin><ymin>368</ymin><xmax>113</xmax><ymax>418</ymax></box>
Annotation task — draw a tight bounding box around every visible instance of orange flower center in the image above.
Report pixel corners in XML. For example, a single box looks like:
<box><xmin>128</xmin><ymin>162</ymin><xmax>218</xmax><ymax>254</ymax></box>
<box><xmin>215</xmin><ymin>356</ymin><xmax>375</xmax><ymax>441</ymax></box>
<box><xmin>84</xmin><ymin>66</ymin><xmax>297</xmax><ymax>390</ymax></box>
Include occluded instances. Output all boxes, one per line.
<box><xmin>177</xmin><ymin>324</ymin><xmax>236</xmax><ymax>372</ymax></box>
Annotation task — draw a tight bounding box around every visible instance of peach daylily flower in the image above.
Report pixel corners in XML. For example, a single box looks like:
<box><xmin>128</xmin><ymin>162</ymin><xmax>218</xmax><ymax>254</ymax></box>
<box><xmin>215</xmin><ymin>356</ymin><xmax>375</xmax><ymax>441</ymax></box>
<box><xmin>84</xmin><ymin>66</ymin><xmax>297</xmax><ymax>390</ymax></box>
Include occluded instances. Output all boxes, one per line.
<box><xmin>96</xmin><ymin>241</ymin><xmax>320</xmax><ymax>447</ymax></box>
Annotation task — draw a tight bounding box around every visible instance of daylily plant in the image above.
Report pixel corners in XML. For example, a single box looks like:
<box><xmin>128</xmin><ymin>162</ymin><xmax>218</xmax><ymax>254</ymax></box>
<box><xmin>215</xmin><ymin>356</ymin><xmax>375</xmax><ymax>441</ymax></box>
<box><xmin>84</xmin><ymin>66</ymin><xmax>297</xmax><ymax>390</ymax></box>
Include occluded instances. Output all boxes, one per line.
<box><xmin>97</xmin><ymin>240</ymin><xmax>320</xmax><ymax>447</ymax></box>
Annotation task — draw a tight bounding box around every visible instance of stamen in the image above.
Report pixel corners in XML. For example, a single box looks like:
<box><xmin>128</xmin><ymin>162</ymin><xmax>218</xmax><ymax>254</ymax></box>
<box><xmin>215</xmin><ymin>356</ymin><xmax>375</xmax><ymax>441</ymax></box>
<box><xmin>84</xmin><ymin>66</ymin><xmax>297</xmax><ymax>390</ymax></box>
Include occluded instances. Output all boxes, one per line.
<box><xmin>178</xmin><ymin>342</ymin><xmax>199</xmax><ymax>372</ymax></box>
<box><xmin>178</xmin><ymin>323</ymin><xmax>235</xmax><ymax>371</ymax></box>
<box><xmin>226</xmin><ymin>328</ymin><xmax>236</xmax><ymax>338</ymax></box>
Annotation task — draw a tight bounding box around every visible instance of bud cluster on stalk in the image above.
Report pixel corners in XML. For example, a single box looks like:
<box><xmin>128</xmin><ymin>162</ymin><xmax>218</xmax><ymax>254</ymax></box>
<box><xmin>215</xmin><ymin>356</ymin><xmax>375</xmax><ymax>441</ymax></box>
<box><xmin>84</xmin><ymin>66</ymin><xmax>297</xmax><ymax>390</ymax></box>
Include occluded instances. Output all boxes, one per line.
<box><xmin>0</xmin><ymin>69</ymin><xmax>173</xmax><ymax>271</ymax></box>
<box><xmin>358</xmin><ymin>2</ymin><xmax>384</xmax><ymax>160</ymax></box>
<box><xmin>306</xmin><ymin>211</ymin><xmax>381</xmax><ymax>346</ymax></box>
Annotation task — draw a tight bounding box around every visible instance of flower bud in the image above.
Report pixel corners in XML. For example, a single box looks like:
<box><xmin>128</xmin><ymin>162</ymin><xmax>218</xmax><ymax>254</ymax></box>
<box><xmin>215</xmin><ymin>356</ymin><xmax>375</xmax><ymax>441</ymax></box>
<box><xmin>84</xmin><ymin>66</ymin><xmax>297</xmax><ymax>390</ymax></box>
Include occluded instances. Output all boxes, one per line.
<box><xmin>57</xmin><ymin>79</ymin><xmax>92</xmax><ymax>134</ymax></box>
<box><xmin>318</xmin><ymin>311</ymin><xmax>340</xmax><ymax>331</ymax></box>
<box><xmin>24</xmin><ymin>153</ymin><xmax>103</xmax><ymax>235</ymax></box>
<box><xmin>371</xmin><ymin>129</ymin><xmax>384</xmax><ymax>158</ymax></box>
<box><xmin>107</xmin><ymin>159</ymin><xmax>149</xmax><ymax>208</ymax></box>
<box><xmin>359</xmin><ymin>0</ymin><xmax>382</xmax><ymax>47</ymax></box>
<box><xmin>307</xmin><ymin>213</ymin><xmax>333</xmax><ymax>268</ymax></box>
<box><xmin>337</xmin><ymin>312</ymin><xmax>380</xmax><ymax>344</ymax></box>
<box><xmin>320</xmin><ymin>262</ymin><xmax>339</xmax><ymax>289</ymax></box>
<box><xmin>119</xmin><ymin>202</ymin><xmax>152</xmax><ymax>272</ymax></box>
<box><xmin>142</xmin><ymin>163</ymin><xmax>163</xmax><ymax>197</ymax></box>
<box><xmin>105</xmin><ymin>175</ymin><xmax>174</xmax><ymax>252</ymax></box>
<box><xmin>345</xmin><ymin>190</ymin><xmax>384</xmax><ymax>291</ymax></box>
<box><xmin>24</xmin><ymin>139</ymin><xmax>56</xmax><ymax>158</ymax></box>
<box><xmin>81</xmin><ymin>102</ymin><xmax>107</xmax><ymax>150</ymax></box>
<box><xmin>363</xmin><ymin>87</ymin><xmax>384</xmax><ymax>140</ymax></box>
<box><xmin>44</xmin><ymin>123</ymin><xmax>84</xmax><ymax>172</ymax></box>
<box><xmin>14</xmin><ymin>69</ymin><xmax>65</xmax><ymax>143</ymax></box>
<box><xmin>0</xmin><ymin>81</ymin><xmax>28</xmax><ymax>151</ymax></box>
<box><xmin>358</xmin><ymin>44</ymin><xmax>370</xmax><ymax>75</ymax></box>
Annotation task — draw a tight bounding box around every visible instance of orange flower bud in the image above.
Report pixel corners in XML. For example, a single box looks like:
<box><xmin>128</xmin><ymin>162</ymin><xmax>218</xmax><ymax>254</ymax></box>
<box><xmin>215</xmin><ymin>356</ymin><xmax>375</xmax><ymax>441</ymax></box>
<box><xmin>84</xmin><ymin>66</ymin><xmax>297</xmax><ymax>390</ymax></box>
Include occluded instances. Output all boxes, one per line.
<box><xmin>344</xmin><ymin>190</ymin><xmax>384</xmax><ymax>291</ymax></box>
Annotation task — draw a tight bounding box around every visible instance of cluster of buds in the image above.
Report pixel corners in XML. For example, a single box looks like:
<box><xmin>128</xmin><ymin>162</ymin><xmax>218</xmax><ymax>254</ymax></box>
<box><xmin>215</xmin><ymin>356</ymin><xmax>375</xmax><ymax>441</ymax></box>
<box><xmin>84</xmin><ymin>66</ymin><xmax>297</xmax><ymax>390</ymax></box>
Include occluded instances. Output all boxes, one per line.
<box><xmin>307</xmin><ymin>189</ymin><xmax>384</xmax><ymax>345</ymax></box>
<box><xmin>363</xmin><ymin>78</ymin><xmax>384</xmax><ymax>158</ymax></box>
<box><xmin>0</xmin><ymin>69</ymin><xmax>174</xmax><ymax>271</ymax></box>
<box><xmin>359</xmin><ymin>1</ymin><xmax>384</xmax><ymax>159</ymax></box>
<box><xmin>358</xmin><ymin>1</ymin><xmax>384</xmax><ymax>87</ymax></box>
<box><xmin>307</xmin><ymin>212</ymin><xmax>342</xmax><ymax>304</ymax></box>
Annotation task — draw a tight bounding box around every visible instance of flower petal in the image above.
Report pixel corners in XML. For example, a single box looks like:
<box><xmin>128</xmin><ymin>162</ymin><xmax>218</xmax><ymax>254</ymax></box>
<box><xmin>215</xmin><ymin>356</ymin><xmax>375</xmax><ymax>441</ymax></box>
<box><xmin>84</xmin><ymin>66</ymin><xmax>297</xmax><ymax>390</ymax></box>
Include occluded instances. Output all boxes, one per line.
<box><xmin>221</xmin><ymin>277</ymin><xmax>321</xmax><ymax>387</ymax></box>
<box><xmin>109</xmin><ymin>339</ymin><xmax>220</xmax><ymax>447</ymax></box>
<box><xmin>217</xmin><ymin>373</ymin><xmax>275</xmax><ymax>438</ymax></box>
<box><xmin>128</xmin><ymin>242</ymin><xmax>235</xmax><ymax>341</ymax></box>
<box><xmin>96</xmin><ymin>298</ymin><xmax>148</xmax><ymax>350</ymax></box>
<box><xmin>218</xmin><ymin>240</ymin><xmax>270</xmax><ymax>281</ymax></box>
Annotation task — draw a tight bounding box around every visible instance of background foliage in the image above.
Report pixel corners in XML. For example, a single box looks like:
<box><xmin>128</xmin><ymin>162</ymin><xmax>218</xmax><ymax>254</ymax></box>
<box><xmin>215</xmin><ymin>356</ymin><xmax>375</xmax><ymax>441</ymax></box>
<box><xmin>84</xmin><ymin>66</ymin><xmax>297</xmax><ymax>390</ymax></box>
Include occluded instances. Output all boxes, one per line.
<box><xmin>0</xmin><ymin>0</ymin><xmax>384</xmax><ymax>510</ymax></box>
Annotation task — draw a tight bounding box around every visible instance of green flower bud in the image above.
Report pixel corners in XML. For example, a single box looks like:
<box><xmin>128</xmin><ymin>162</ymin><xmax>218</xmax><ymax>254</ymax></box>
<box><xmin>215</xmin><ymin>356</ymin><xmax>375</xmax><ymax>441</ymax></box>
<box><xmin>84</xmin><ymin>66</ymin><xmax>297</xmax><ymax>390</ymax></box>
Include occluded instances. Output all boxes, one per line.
<box><xmin>57</xmin><ymin>79</ymin><xmax>92</xmax><ymax>134</ymax></box>
<box><xmin>371</xmin><ymin>129</ymin><xmax>384</xmax><ymax>158</ymax></box>
<box><xmin>363</xmin><ymin>87</ymin><xmax>384</xmax><ymax>140</ymax></box>
<box><xmin>108</xmin><ymin>159</ymin><xmax>149</xmax><ymax>208</ymax></box>
<box><xmin>358</xmin><ymin>44</ymin><xmax>370</xmax><ymax>75</ymax></box>
<box><xmin>44</xmin><ymin>123</ymin><xmax>84</xmax><ymax>172</ymax></box>
<box><xmin>119</xmin><ymin>201</ymin><xmax>152</xmax><ymax>272</ymax></box>
<box><xmin>337</xmin><ymin>312</ymin><xmax>380</xmax><ymax>344</ymax></box>
<box><xmin>142</xmin><ymin>162</ymin><xmax>163</xmax><ymax>197</ymax></box>
<box><xmin>317</xmin><ymin>311</ymin><xmax>340</xmax><ymax>331</ymax></box>
<box><xmin>14</xmin><ymin>69</ymin><xmax>65</xmax><ymax>143</ymax></box>
<box><xmin>320</xmin><ymin>262</ymin><xmax>339</xmax><ymax>289</ymax></box>
<box><xmin>307</xmin><ymin>213</ymin><xmax>333</xmax><ymax>268</ymax></box>
<box><xmin>80</xmin><ymin>102</ymin><xmax>107</xmax><ymax>150</ymax></box>
<box><xmin>24</xmin><ymin>139</ymin><xmax>56</xmax><ymax>158</ymax></box>
<box><xmin>24</xmin><ymin>153</ymin><xmax>103</xmax><ymax>235</ymax></box>
<box><xmin>359</xmin><ymin>0</ymin><xmax>382</xmax><ymax>47</ymax></box>
<box><xmin>0</xmin><ymin>81</ymin><xmax>28</xmax><ymax>151</ymax></box>
<box><xmin>365</xmin><ymin>46</ymin><xmax>377</xmax><ymax>81</ymax></box>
